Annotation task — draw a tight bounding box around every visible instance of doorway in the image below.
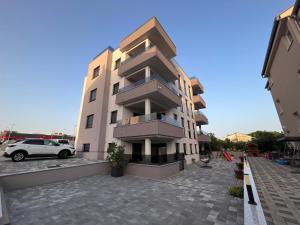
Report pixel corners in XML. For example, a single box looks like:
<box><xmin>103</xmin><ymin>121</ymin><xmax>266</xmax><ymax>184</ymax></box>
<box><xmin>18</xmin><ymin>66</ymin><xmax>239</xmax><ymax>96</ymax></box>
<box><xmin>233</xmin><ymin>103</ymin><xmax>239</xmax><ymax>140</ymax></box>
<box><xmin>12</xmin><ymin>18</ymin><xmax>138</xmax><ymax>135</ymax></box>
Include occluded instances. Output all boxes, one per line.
<box><xmin>151</xmin><ymin>143</ymin><xmax>167</xmax><ymax>164</ymax></box>
<box><xmin>132</xmin><ymin>143</ymin><xmax>142</xmax><ymax>162</ymax></box>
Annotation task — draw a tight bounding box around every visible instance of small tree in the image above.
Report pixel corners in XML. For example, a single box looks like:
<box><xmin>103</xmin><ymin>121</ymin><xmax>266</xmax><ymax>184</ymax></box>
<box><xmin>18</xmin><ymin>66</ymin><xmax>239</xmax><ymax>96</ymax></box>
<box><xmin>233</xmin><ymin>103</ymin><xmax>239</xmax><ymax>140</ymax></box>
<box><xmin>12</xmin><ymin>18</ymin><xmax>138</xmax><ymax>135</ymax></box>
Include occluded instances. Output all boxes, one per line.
<box><xmin>106</xmin><ymin>143</ymin><xmax>127</xmax><ymax>168</ymax></box>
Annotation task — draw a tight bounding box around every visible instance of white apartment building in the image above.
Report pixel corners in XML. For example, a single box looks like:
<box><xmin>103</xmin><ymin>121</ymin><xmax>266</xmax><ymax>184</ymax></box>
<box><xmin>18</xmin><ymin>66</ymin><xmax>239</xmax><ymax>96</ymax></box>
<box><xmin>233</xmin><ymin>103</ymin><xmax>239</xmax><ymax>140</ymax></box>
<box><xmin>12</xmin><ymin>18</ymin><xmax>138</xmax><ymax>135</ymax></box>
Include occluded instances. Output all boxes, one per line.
<box><xmin>75</xmin><ymin>17</ymin><xmax>209</xmax><ymax>177</ymax></box>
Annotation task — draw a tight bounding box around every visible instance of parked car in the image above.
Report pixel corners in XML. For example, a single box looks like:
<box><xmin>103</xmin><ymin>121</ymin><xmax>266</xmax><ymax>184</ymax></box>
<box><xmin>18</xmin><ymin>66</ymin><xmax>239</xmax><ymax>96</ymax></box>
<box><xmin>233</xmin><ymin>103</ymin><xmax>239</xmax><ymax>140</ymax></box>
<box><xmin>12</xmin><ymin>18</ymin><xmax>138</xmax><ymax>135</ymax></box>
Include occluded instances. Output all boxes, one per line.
<box><xmin>3</xmin><ymin>139</ymin><xmax>75</xmax><ymax>162</ymax></box>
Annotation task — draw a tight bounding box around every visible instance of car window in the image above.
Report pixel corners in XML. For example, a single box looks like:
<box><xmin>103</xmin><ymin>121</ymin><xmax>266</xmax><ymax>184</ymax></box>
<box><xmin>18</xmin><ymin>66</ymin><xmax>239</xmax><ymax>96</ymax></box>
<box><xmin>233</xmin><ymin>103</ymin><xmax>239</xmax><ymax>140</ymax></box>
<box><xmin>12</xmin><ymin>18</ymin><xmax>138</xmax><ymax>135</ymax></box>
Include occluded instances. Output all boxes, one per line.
<box><xmin>44</xmin><ymin>140</ymin><xmax>58</xmax><ymax>146</ymax></box>
<box><xmin>58</xmin><ymin>140</ymin><xmax>69</xmax><ymax>144</ymax></box>
<box><xmin>23</xmin><ymin>140</ymin><xmax>44</xmax><ymax>145</ymax></box>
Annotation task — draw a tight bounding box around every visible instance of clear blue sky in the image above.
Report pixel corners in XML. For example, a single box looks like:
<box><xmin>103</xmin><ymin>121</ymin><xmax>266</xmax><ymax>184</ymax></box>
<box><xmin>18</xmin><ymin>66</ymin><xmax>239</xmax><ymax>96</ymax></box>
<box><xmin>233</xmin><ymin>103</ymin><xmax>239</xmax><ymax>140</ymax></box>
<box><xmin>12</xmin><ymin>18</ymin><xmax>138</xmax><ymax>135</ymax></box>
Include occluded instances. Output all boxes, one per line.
<box><xmin>0</xmin><ymin>0</ymin><xmax>294</xmax><ymax>138</ymax></box>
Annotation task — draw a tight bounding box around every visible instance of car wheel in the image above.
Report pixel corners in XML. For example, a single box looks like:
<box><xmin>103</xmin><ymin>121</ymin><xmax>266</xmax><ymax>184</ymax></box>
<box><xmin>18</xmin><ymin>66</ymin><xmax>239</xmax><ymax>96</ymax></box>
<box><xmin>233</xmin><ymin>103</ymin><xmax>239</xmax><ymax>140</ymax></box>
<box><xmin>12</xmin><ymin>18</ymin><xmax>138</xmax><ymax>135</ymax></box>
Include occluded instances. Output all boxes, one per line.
<box><xmin>12</xmin><ymin>151</ymin><xmax>26</xmax><ymax>162</ymax></box>
<box><xmin>58</xmin><ymin>150</ymin><xmax>69</xmax><ymax>159</ymax></box>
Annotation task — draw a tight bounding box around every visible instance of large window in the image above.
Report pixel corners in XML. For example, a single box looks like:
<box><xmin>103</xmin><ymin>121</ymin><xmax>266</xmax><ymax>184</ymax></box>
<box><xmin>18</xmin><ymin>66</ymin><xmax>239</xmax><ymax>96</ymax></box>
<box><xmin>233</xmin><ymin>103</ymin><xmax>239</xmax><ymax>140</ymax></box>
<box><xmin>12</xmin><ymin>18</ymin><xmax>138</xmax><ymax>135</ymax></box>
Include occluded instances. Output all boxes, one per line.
<box><xmin>181</xmin><ymin>117</ymin><xmax>184</xmax><ymax>127</ymax></box>
<box><xmin>114</xmin><ymin>58</ymin><xmax>121</xmax><ymax>70</ymax></box>
<box><xmin>93</xmin><ymin>66</ymin><xmax>100</xmax><ymax>79</ymax></box>
<box><xmin>89</xmin><ymin>88</ymin><xmax>97</xmax><ymax>102</ymax></box>
<box><xmin>83</xmin><ymin>143</ymin><xmax>90</xmax><ymax>152</ymax></box>
<box><xmin>110</xmin><ymin>110</ymin><xmax>118</xmax><ymax>124</ymax></box>
<box><xmin>86</xmin><ymin>114</ymin><xmax>94</xmax><ymax>128</ymax></box>
<box><xmin>190</xmin><ymin>144</ymin><xmax>193</xmax><ymax>154</ymax></box>
<box><xmin>112</xmin><ymin>83</ymin><xmax>119</xmax><ymax>95</ymax></box>
<box><xmin>183</xmin><ymin>143</ymin><xmax>187</xmax><ymax>155</ymax></box>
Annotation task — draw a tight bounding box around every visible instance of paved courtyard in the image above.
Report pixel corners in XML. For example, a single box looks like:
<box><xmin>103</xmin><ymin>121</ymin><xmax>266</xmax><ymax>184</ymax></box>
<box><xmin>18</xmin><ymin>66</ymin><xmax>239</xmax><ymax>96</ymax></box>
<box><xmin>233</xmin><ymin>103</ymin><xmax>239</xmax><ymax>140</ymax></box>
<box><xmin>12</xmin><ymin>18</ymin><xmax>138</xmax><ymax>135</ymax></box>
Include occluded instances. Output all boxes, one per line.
<box><xmin>5</xmin><ymin>159</ymin><xmax>243</xmax><ymax>225</ymax></box>
<box><xmin>0</xmin><ymin>155</ymin><xmax>102</xmax><ymax>176</ymax></box>
<box><xmin>249</xmin><ymin>157</ymin><xmax>300</xmax><ymax>225</ymax></box>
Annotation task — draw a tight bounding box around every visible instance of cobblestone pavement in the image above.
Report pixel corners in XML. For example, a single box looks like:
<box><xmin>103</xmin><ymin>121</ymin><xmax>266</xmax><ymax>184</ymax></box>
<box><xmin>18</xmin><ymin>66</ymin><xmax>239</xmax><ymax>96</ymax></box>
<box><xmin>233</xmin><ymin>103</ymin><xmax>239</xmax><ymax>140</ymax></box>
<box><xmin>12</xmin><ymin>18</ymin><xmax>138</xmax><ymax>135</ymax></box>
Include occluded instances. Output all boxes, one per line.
<box><xmin>5</xmin><ymin>159</ymin><xmax>243</xmax><ymax>225</ymax></box>
<box><xmin>249</xmin><ymin>157</ymin><xmax>300</xmax><ymax>225</ymax></box>
<box><xmin>0</xmin><ymin>155</ymin><xmax>102</xmax><ymax>176</ymax></box>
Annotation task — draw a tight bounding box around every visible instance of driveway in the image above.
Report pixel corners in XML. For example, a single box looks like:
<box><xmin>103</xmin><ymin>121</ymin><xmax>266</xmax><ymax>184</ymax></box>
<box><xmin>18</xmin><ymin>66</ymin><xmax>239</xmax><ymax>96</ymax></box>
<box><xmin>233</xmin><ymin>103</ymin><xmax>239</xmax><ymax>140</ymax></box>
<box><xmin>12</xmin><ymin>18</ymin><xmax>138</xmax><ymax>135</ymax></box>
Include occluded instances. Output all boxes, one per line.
<box><xmin>5</xmin><ymin>159</ymin><xmax>243</xmax><ymax>225</ymax></box>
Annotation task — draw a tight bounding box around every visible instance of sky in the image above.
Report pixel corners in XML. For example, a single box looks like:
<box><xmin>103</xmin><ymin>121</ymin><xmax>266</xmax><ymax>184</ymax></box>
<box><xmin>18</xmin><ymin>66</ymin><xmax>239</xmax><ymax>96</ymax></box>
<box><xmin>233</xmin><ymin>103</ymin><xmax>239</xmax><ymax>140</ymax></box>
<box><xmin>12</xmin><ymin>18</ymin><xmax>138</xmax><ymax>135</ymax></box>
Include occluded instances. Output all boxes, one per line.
<box><xmin>0</xmin><ymin>0</ymin><xmax>294</xmax><ymax>138</ymax></box>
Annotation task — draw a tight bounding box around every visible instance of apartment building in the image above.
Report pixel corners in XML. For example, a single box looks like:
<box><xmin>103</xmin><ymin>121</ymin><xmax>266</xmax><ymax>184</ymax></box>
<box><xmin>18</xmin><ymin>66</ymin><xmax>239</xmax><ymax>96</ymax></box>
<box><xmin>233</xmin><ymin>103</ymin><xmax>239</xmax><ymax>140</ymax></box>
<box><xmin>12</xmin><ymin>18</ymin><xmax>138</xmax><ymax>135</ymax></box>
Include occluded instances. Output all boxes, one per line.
<box><xmin>75</xmin><ymin>17</ymin><xmax>209</xmax><ymax>176</ymax></box>
<box><xmin>190</xmin><ymin>77</ymin><xmax>210</xmax><ymax>150</ymax></box>
<box><xmin>262</xmin><ymin>0</ymin><xmax>300</xmax><ymax>139</ymax></box>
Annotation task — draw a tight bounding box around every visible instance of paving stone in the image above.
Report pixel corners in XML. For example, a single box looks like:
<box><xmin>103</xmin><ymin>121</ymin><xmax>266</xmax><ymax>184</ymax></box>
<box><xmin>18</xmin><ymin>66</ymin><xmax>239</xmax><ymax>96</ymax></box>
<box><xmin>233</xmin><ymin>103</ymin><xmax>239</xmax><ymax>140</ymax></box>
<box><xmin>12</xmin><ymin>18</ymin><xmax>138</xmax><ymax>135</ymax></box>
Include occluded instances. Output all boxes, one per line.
<box><xmin>249</xmin><ymin>157</ymin><xmax>300</xmax><ymax>225</ymax></box>
<box><xmin>5</xmin><ymin>159</ymin><xmax>243</xmax><ymax>225</ymax></box>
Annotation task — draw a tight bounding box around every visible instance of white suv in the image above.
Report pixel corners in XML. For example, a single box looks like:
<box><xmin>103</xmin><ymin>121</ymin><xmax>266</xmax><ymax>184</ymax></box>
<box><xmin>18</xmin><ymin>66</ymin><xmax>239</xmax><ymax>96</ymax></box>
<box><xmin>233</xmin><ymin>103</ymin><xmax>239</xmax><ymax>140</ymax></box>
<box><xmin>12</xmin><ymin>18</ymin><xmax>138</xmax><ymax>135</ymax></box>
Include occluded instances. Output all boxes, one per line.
<box><xmin>3</xmin><ymin>139</ymin><xmax>75</xmax><ymax>162</ymax></box>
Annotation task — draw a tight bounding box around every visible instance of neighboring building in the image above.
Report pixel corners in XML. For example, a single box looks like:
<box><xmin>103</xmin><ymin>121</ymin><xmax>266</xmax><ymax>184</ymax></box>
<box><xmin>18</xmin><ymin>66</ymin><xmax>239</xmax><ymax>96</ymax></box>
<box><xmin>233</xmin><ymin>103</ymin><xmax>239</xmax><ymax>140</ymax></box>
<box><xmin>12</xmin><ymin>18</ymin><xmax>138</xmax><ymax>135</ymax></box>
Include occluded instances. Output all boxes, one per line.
<box><xmin>224</xmin><ymin>132</ymin><xmax>253</xmax><ymax>143</ymax></box>
<box><xmin>262</xmin><ymin>0</ymin><xmax>300</xmax><ymax>138</ymax></box>
<box><xmin>0</xmin><ymin>131</ymin><xmax>74</xmax><ymax>142</ymax></box>
<box><xmin>75</xmin><ymin>17</ymin><xmax>209</xmax><ymax>173</ymax></box>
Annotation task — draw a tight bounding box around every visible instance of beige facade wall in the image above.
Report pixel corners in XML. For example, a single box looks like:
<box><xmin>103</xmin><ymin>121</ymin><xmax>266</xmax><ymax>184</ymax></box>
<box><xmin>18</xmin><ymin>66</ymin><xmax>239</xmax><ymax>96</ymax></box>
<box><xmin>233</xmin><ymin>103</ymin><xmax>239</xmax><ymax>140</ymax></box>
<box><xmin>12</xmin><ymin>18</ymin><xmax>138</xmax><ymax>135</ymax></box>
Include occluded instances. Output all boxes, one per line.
<box><xmin>264</xmin><ymin>17</ymin><xmax>300</xmax><ymax>137</ymax></box>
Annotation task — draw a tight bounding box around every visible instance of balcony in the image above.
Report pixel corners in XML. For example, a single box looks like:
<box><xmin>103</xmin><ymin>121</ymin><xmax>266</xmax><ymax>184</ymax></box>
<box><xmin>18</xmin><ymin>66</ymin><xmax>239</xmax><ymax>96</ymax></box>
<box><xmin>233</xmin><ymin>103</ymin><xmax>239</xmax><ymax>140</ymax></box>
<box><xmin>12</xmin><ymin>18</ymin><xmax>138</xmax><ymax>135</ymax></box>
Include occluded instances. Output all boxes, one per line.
<box><xmin>194</xmin><ymin>111</ymin><xmax>208</xmax><ymax>125</ymax></box>
<box><xmin>119</xmin><ymin>17</ymin><xmax>176</xmax><ymax>59</ymax></box>
<box><xmin>113</xmin><ymin>113</ymin><xmax>184</xmax><ymax>141</ymax></box>
<box><xmin>118</xmin><ymin>46</ymin><xmax>178</xmax><ymax>82</ymax></box>
<box><xmin>190</xmin><ymin>77</ymin><xmax>204</xmax><ymax>95</ymax></box>
<box><xmin>193</xmin><ymin>95</ymin><xmax>206</xmax><ymax>110</ymax></box>
<box><xmin>116</xmin><ymin>75</ymin><xmax>181</xmax><ymax>109</ymax></box>
<box><xmin>197</xmin><ymin>131</ymin><xmax>211</xmax><ymax>142</ymax></box>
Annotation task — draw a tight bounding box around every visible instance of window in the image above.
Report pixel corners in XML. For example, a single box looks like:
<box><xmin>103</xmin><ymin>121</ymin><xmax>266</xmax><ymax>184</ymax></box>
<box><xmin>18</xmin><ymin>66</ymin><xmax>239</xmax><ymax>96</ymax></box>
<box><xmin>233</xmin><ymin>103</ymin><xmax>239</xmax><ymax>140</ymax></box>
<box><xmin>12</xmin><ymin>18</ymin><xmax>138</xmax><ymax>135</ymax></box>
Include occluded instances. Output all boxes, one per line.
<box><xmin>44</xmin><ymin>140</ymin><xmax>58</xmax><ymax>146</ymax></box>
<box><xmin>181</xmin><ymin>117</ymin><xmax>184</xmax><ymax>127</ymax></box>
<box><xmin>93</xmin><ymin>66</ymin><xmax>100</xmax><ymax>79</ymax></box>
<box><xmin>114</xmin><ymin>58</ymin><xmax>121</xmax><ymax>70</ymax></box>
<box><xmin>276</xmin><ymin>99</ymin><xmax>284</xmax><ymax>115</ymax></box>
<box><xmin>112</xmin><ymin>83</ymin><xmax>119</xmax><ymax>95</ymax></box>
<box><xmin>108</xmin><ymin>143</ymin><xmax>115</xmax><ymax>153</ymax></box>
<box><xmin>86</xmin><ymin>114</ymin><xmax>94</xmax><ymax>128</ymax></box>
<box><xmin>183</xmin><ymin>143</ymin><xmax>187</xmax><ymax>155</ymax></box>
<box><xmin>190</xmin><ymin>103</ymin><xmax>193</xmax><ymax>117</ymax></box>
<box><xmin>173</xmin><ymin>114</ymin><xmax>177</xmax><ymax>121</ymax></box>
<box><xmin>83</xmin><ymin>143</ymin><xmax>90</xmax><ymax>152</ymax></box>
<box><xmin>184</xmin><ymin>80</ymin><xmax>187</xmax><ymax>95</ymax></box>
<box><xmin>110</xmin><ymin>110</ymin><xmax>118</xmax><ymax>124</ymax></box>
<box><xmin>188</xmin><ymin>131</ymin><xmax>191</xmax><ymax>139</ymax></box>
<box><xmin>186</xmin><ymin>99</ymin><xmax>189</xmax><ymax>115</ymax></box>
<box><xmin>89</xmin><ymin>88</ymin><xmax>97</xmax><ymax>102</ymax></box>
<box><xmin>286</xmin><ymin>31</ymin><xmax>293</xmax><ymax>50</ymax></box>
<box><xmin>178</xmin><ymin>75</ymin><xmax>182</xmax><ymax>91</ymax></box>
<box><xmin>190</xmin><ymin>144</ymin><xmax>193</xmax><ymax>154</ymax></box>
<box><xmin>23</xmin><ymin>139</ymin><xmax>44</xmax><ymax>145</ymax></box>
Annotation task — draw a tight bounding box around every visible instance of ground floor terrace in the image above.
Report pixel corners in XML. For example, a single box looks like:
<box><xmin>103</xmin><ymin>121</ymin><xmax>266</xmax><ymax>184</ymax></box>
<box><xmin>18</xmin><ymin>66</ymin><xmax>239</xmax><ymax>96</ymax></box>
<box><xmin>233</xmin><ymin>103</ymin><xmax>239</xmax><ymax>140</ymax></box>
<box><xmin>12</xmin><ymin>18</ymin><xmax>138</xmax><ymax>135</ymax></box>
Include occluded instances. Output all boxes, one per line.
<box><xmin>249</xmin><ymin>157</ymin><xmax>300</xmax><ymax>225</ymax></box>
<box><xmin>4</xmin><ymin>159</ymin><xmax>243</xmax><ymax>225</ymax></box>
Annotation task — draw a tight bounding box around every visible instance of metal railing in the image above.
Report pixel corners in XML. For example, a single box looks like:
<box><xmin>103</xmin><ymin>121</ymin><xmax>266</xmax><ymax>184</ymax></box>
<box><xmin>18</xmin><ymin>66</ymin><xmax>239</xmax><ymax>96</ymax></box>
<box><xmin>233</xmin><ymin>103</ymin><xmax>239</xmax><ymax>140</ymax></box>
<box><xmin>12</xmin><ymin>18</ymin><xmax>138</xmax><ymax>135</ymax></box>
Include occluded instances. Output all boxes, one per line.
<box><xmin>121</xmin><ymin>45</ymin><xmax>153</xmax><ymax>66</ymax></box>
<box><xmin>124</xmin><ymin>153</ymin><xmax>185</xmax><ymax>165</ymax></box>
<box><xmin>194</xmin><ymin>110</ymin><xmax>207</xmax><ymax>117</ymax></box>
<box><xmin>117</xmin><ymin>112</ymin><xmax>181</xmax><ymax>128</ymax></box>
<box><xmin>197</xmin><ymin>130</ymin><xmax>209</xmax><ymax>136</ymax></box>
<box><xmin>118</xmin><ymin>74</ymin><xmax>179</xmax><ymax>96</ymax></box>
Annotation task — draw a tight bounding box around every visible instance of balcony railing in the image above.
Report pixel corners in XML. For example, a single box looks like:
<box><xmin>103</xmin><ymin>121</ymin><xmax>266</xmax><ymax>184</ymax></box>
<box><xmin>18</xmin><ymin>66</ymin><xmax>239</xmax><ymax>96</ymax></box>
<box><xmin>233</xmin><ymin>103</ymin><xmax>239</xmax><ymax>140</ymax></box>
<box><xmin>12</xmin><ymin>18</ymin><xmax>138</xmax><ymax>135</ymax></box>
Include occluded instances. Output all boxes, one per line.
<box><xmin>125</xmin><ymin>153</ymin><xmax>185</xmax><ymax>165</ymax></box>
<box><xmin>121</xmin><ymin>45</ymin><xmax>153</xmax><ymax>66</ymax></box>
<box><xmin>194</xmin><ymin>110</ymin><xmax>207</xmax><ymax>117</ymax></box>
<box><xmin>197</xmin><ymin>130</ymin><xmax>209</xmax><ymax>136</ymax></box>
<box><xmin>118</xmin><ymin>74</ymin><xmax>179</xmax><ymax>96</ymax></box>
<box><xmin>117</xmin><ymin>112</ymin><xmax>181</xmax><ymax>128</ymax></box>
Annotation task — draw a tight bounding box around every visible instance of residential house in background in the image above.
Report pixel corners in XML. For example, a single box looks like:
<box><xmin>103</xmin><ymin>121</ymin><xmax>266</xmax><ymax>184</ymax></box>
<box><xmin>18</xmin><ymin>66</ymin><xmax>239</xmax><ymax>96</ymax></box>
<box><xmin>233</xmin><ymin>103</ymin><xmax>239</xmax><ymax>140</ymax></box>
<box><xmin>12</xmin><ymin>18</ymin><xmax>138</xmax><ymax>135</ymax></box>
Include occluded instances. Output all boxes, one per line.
<box><xmin>75</xmin><ymin>17</ymin><xmax>209</xmax><ymax>177</ymax></box>
<box><xmin>224</xmin><ymin>132</ymin><xmax>253</xmax><ymax>143</ymax></box>
<box><xmin>262</xmin><ymin>0</ymin><xmax>300</xmax><ymax>140</ymax></box>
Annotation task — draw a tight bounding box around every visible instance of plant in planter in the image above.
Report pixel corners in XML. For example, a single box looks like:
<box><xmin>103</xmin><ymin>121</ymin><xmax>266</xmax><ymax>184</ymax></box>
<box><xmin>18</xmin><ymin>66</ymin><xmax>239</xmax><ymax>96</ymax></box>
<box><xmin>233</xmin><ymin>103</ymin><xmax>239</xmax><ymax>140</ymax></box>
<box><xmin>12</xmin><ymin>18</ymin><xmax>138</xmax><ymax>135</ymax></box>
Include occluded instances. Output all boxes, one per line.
<box><xmin>106</xmin><ymin>143</ymin><xmax>127</xmax><ymax>177</ymax></box>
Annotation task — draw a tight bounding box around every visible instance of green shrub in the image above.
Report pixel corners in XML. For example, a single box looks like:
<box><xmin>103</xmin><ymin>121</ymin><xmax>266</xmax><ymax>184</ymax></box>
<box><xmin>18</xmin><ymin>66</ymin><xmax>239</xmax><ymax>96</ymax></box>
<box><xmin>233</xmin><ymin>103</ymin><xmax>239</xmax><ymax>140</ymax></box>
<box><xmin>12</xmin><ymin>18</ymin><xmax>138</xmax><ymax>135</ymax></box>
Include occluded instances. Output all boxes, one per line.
<box><xmin>228</xmin><ymin>186</ymin><xmax>243</xmax><ymax>199</ymax></box>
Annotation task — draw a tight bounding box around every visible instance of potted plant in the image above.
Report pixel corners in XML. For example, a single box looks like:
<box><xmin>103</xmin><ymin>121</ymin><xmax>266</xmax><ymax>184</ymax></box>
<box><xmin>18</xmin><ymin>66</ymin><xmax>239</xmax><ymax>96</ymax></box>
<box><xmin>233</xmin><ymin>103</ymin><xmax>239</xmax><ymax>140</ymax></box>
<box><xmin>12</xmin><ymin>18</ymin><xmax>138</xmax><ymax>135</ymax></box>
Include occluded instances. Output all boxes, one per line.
<box><xmin>106</xmin><ymin>143</ymin><xmax>127</xmax><ymax>177</ymax></box>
